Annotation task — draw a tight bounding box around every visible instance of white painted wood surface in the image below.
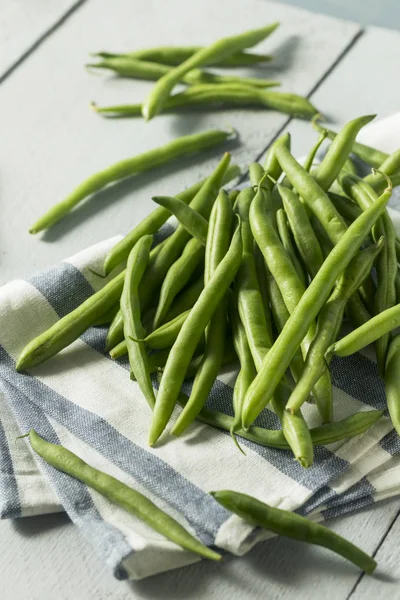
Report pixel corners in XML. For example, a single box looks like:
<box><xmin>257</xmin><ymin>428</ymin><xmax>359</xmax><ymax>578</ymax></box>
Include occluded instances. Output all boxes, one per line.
<box><xmin>0</xmin><ymin>0</ymin><xmax>399</xmax><ymax>598</ymax></box>
<box><xmin>0</xmin><ymin>0</ymin><xmax>84</xmax><ymax>80</ymax></box>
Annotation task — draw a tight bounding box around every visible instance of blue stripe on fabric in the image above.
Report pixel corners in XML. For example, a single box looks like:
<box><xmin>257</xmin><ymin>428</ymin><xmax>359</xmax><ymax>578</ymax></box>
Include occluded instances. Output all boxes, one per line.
<box><xmin>330</xmin><ymin>354</ymin><xmax>386</xmax><ymax>410</ymax></box>
<box><xmin>0</xmin><ymin>412</ymin><xmax>20</xmax><ymax>518</ymax></box>
<box><xmin>0</xmin><ymin>348</ymin><xmax>229</xmax><ymax>545</ymax></box>
<box><xmin>324</xmin><ymin>478</ymin><xmax>375</xmax><ymax>511</ymax></box>
<box><xmin>0</xmin><ymin>379</ymin><xmax>132</xmax><ymax>580</ymax></box>
<box><xmin>296</xmin><ymin>486</ymin><xmax>337</xmax><ymax>516</ymax></box>
<box><xmin>379</xmin><ymin>429</ymin><xmax>400</xmax><ymax>456</ymax></box>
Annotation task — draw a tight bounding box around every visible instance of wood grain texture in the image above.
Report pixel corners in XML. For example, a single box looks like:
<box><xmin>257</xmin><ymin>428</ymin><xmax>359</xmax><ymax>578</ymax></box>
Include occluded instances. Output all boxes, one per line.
<box><xmin>0</xmin><ymin>0</ymin><xmax>86</xmax><ymax>81</ymax></box>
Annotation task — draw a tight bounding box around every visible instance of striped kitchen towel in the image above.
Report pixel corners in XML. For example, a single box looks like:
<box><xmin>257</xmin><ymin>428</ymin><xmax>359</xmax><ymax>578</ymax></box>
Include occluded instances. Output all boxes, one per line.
<box><xmin>1</xmin><ymin>117</ymin><xmax>399</xmax><ymax>580</ymax></box>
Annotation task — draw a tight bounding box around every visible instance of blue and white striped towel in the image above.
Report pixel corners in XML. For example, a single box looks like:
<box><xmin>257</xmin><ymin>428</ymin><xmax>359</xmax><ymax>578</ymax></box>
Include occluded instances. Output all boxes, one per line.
<box><xmin>1</xmin><ymin>116</ymin><xmax>400</xmax><ymax>580</ymax></box>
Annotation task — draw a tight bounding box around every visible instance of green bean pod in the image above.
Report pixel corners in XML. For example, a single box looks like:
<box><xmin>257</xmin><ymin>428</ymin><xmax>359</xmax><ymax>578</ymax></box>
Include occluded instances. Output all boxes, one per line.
<box><xmin>253</xmin><ymin>246</ymin><xmax>274</xmax><ymax>343</ymax></box>
<box><xmin>102</xmin><ymin>164</ymin><xmax>240</xmax><ymax>275</ymax></box>
<box><xmin>280</xmin><ymin>186</ymin><xmax>324</xmax><ymax>278</ymax></box>
<box><xmin>105</xmin><ymin>308</ymin><xmax>124</xmax><ymax>351</ymax></box>
<box><xmin>242</xmin><ymin>181</ymin><xmax>392</xmax><ymax>429</ymax></box>
<box><xmin>313</xmin><ymin>120</ymin><xmax>388</xmax><ymax>168</ymax></box>
<box><xmin>263</xmin><ymin>132</ymin><xmax>291</xmax><ymax>191</ymax></box>
<box><xmin>88</xmin><ymin>56</ymin><xmax>280</xmax><ymax>88</ymax></box>
<box><xmin>171</xmin><ymin>191</ymin><xmax>234</xmax><ymax>436</ymax></box>
<box><xmin>29</xmin><ymin>130</ymin><xmax>234</xmax><ymax>234</ymax></box>
<box><xmin>248</xmin><ymin>163</ymin><xmax>265</xmax><ymax>186</ymax></box>
<box><xmin>314</xmin><ymin>115</ymin><xmax>376</xmax><ymax>191</ymax></box>
<box><xmin>286</xmin><ymin>239</ymin><xmax>384</xmax><ymax>413</ymax></box>
<box><xmin>211</xmin><ymin>491</ymin><xmax>376</xmax><ymax>573</ymax></box>
<box><xmin>163</xmin><ymin>277</ymin><xmax>204</xmax><ymax>322</ymax></box>
<box><xmin>152</xmin><ymin>196</ymin><xmax>208</xmax><ymax>245</ymax></box>
<box><xmin>153</xmin><ymin>238</ymin><xmax>205</xmax><ymax>329</ymax></box>
<box><xmin>364</xmin><ymin>149</ymin><xmax>400</xmax><ymax>186</ymax></box>
<box><xmin>302</xmin><ymin>130</ymin><xmax>328</xmax><ymax>173</ymax></box>
<box><xmin>143</xmin><ymin>310</ymin><xmax>191</xmax><ymax>350</ymax></box>
<box><xmin>142</xmin><ymin>23</ymin><xmax>279</xmax><ymax>120</ymax></box>
<box><xmin>17</xmin><ymin>270</ymin><xmax>126</xmax><ymax>371</ymax></box>
<box><xmin>121</xmin><ymin>235</ymin><xmax>155</xmax><ymax>409</ymax></box>
<box><xmin>99</xmin><ymin>45</ymin><xmax>273</xmax><ymax>67</ymax></box>
<box><xmin>276</xmin><ymin>208</ymin><xmax>307</xmax><ymax>286</ymax></box>
<box><xmin>139</xmin><ymin>153</ymin><xmax>231</xmax><ymax>309</ymax></box>
<box><xmin>385</xmin><ymin>334</ymin><xmax>400</xmax><ymax>435</ymax></box>
<box><xmin>328</xmin><ymin>192</ymin><xmax>362</xmax><ymax>224</ymax></box>
<box><xmin>28</xmin><ymin>430</ymin><xmax>221</xmax><ymax>561</ymax></box>
<box><xmin>149</xmin><ymin>222</ymin><xmax>242</xmax><ymax>446</ymax></box>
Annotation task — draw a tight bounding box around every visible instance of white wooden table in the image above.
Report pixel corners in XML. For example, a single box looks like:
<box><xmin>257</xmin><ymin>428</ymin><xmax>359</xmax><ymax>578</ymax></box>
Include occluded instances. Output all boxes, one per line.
<box><xmin>1</xmin><ymin>1</ymin><xmax>400</xmax><ymax>598</ymax></box>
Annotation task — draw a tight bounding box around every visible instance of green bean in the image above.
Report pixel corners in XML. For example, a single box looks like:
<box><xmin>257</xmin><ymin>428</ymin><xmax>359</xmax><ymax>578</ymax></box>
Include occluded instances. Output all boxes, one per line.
<box><xmin>120</xmin><ymin>235</ymin><xmax>155</xmax><ymax>409</ymax></box>
<box><xmin>286</xmin><ymin>240</ymin><xmax>384</xmax><ymax>413</ymax></box>
<box><xmin>17</xmin><ymin>270</ymin><xmax>126</xmax><ymax>371</ymax></box>
<box><xmin>313</xmin><ymin>115</ymin><xmax>375</xmax><ymax>191</ymax></box>
<box><xmin>143</xmin><ymin>310</ymin><xmax>191</xmax><ymax>350</ymax></box>
<box><xmin>242</xmin><ymin>181</ymin><xmax>392</xmax><ymax>428</ymax></box>
<box><xmin>105</xmin><ymin>308</ymin><xmax>124</xmax><ymax>351</ymax></box>
<box><xmin>249</xmin><ymin>163</ymin><xmax>265</xmax><ymax>186</ymax></box>
<box><xmin>254</xmin><ymin>246</ymin><xmax>274</xmax><ymax>343</ymax></box>
<box><xmin>29</xmin><ymin>130</ymin><xmax>234</xmax><ymax>234</ymax></box>
<box><xmin>153</xmin><ymin>238</ymin><xmax>205</xmax><ymax>329</ymax></box>
<box><xmin>171</xmin><ymin>191</ymin><xmax>234</xmax><ymax>436</ymax></box>
<box><xmin>91</xmin><ymin>303</ymin><xmax>120</xmax><ymax>326</ymax></box>
<box><xmin>328</xmin><ymin>301</ymin><xmax>400</xmax><ymax>358</ymax></box>
<box><xmin>142</xmin><ymin>23</ymin><xmax>279</xmax><ymax>120</ymax></box>
<box><xmin>176</xmin><ymin>392</ymin><xmax>383</xmax><ymax>447</ymax></box>
<box><xmin>385</xmin><ymin>334</ymin><xmax>400</xmax><ymax>435</ymax></box>
<box><xmin>342</xmin><ymin>156</ymin><xmax>358</xmax><ymax>175</ymax></box>
<box><xmin>88</xmin><ymin>56</ymin><xmax>280</xmax><ymax>88</ymax></box>
<box><xmin>313</xmin><ymin>120</ymin><xmax>388</xmax><ymax>168</ymax></box>
<box><xmin>97</xmin><ymin>46</ymin><xmax>273</xmax><ymax>67</ymax></box>
<box><xmin>149</xmin><ymin>222</ymin><xmax>242</xmax><ymax>446</ymax></box>
<box><xmin>139</xmin><ymin>154</ymin><xmax>231</xmax><ymax>309</ymax></box>
<box><xmin>280</xmin><ymin>186</ymin><xmax>323</xmax><ymax>278</ymax></box>
<box><xmin>95</xmin><ymin>85</ymin><xmax>318</xmax><ymax>120</ymax></box>
<box><xmin>263</xmin><ymin>132</ymin><xmax>291</xmax><ymax>191</ymax></box>
<box><xmin>250</xmin><ymin>183</ymin><xmax>332</xmax><ymax>423</ymax></box>
<box><xmin>276</xmin><ymin>208</ymin><xmax>307</xmax><ymax>286</ymax></box>
<box><xmin>328</xmin><ymin>192</ymin><xmax>362</xmax><ymax>223</ymax></box>
<box><xmin>163</xmin><ymin>277</ymin><xmax>204</xmax><ymax>322</ymax></box>
<box><xmin>339</xmin><ymin>173</ymin><xmax>397</xmax><ymax>371</ymax></box>
<box><xmin>364</xmin><ymin>149</ymin><xmax>400</xmax><ymax>185</ymax></box>
<box><xmin>303</xmin><ymin>130</ymin><xmax>328</xmax><ymax>173</ymax></box>
<box><xmin>152</xmin><ymin>196</ymin><xmax>208</xmax><ymax>245</ymax></box>
<box><xmin>368</xmin><ymin>170</ymin><xmax>400</xmax><ymax>194</ymax></box>
<box><xmin>102</xmin><ymin>164</ymin><xmax>240</xmax><ymax>275</ymax></box>
<box><xmin>27</xmin><ymin>429</ymin><xmax>221</xmax><ymax>561</ymax></box>
<box><xmin>234</xmin><ymin>187</ymin><xmax>273</xmax><ymax>368</ymax></box>
<box><xmin>210</xmin><ymin>490</ymin><xmax>376</xmax><ymax>573</ymax></box>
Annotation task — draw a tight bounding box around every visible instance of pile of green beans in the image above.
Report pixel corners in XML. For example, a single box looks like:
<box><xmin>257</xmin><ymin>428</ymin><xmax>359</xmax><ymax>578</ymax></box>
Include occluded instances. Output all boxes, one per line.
<box><xmin>88</xmin><ymin>24</ymin><xmax>319</xmax><ymax>122</ymax></box>
<box><xmin>18</xmin><ymin>114</ymin><xmax>400</xmax><ymax>467</ymax></box>
<box><xmin>25</xmin><ymin>430</ymin><xmax>376</xmax><ymax>573</ymax></box>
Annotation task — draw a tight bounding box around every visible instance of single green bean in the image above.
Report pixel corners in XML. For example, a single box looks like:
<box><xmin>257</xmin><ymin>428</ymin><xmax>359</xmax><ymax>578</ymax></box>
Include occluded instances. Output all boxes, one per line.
<box><xmin>171</xmin><ymin>191</ymin><xmax>234</xmax><ymax>436</ymax></box>
<box><xmin>313</xmin><ymin>115</ymin><xmax>376</xmax><ymax>191</ymax></box>
<box><xmin>328</xmin><ymin>301</ymin><xmax>400</xmax><ymax>358</ymax></box>
<box><xmin>149</xmin><ymin>222</ymin><xmax>242</xmax><ymax>446</ymax></box>
<box><xmin>153</xmin><ymin>238</ymin><xmax>205</xmax><ymax>328</ymax></box>
<box><xmin>97</xmin><ymin>46</ymin><xmax>273</xmax><ymax>67</ymax></box>
<box><xmin>242</xmin><ymin>181</ymin><xmax>392</xmax><ymax>428</ymax></box>
<box><xmin>276</xmin><ymin>208</ymin><xmax>307</xmax><ymax>286</ymax></box>
<box><xmin>385</xmin><ymin>334</ymin><xmax>400</xmax><ymax>435</ymax></box>
<box><xmin>254</xmin><ymin>246</ymin><xmax>274</xmax><ymax>343</ymax></box>
<box><xmin>280</xmin><ymin>186</ymin><xmax>323</xmax><ymax>278</ymax></box>
<box><xmin>302</xmin><ymin>130</ymin><xmax>328</xmax><ymax>173</ymax></box>
<box><xmin>364</xmin><ymin>149</ymin><xmax>400</xmax><ymax>185</ymax></box>
<box><xmin>328</xmin><ymin>192</ymin><xmax>362</xmax><ymax>223</ymax></box>
<box><xmin>249</xmin><ymin>163</ymin><xmax>265</xmax><ymax>186</ymax></box>
<box><xmin>29</xmin><ymin>130</ymin><xmax>234</xmax><ymax>234</ymax></box>
<box><xmin>91</xmin><ymin>302</ymin><xmax>120</xmax><ymax>326</ymax></box>
<box><xmin>286</xmin><ymin>240</ymin><xmax>384</xmax><ymax>413</ymax></box>
<box><xmin>17</xmin><ymin>270</ymin><xmax>126</xmax><ymax>371</ymax></box>
<box><xmin>211</xmin><ymin>490</ymin><xmax>376</xmax><ymax>573</ymax></box>
<box><xmin>313</xmin><ymin>120</ymin><xmax>388</xmax><ymax>168</ymax></box>
<box><xmin>163</xmin><ymin>277</ymin><xmax>204</xmax><ymax>322</ymax></box>
<box><xmin>139</xmin><ymin>154</ymin><xmax>231</xmax><ymax>310</ymax></box>
<box><xmin>105</xmin><ymin>308</ymin><xmax>124</xmax><ymax>352</ymax></box>
<box><xmin>88</xmin><ymin>56</ymin><xmax>280</xmax><ymax>88</ymax></box>
<box><xmin>102</xmin><ymin>164</ymin><xmax>240</xmax><ymax>275</ymax></box>
<box><xmin>142</xmin><ymin>23</ymin><xmax>279</xmax><ymax>120</ymax></box>
<box><xmin>121</xmin><ymin>235</ymin><xmax>155</xmax><ymax>409</ymax></box>
<box><xmin>152</xmin><ymin>195</ymin><xmax>208</xmax><ymax>245</ymax></box>
<box><xmin>143</xmin><ymin>310</ymin><xmax>191</xmax><ymax>350</ymax></box>
<box><xmin>27</xmin><ymin>430</ymin><xmax>221</xmax><ymax>561</ymax></box>
<box><xmin>263</xmin><ymin>132</ymin><xmax>291</xmax><ymax>191</ymax></box>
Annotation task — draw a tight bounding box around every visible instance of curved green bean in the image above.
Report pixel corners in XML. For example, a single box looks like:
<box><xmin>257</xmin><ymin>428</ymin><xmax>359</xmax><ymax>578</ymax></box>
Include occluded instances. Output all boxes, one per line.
<box><xmin>302</xmin><ymin>130</ymin><xmax>328</xmax><ymax>173</ymax></box>
<box><xmin>121</xmin><ymin>235</ymin><xmax>155</xmax><ymax>409</ymax></box>
<box><xmin>142</xmin><ymin>23</ymin><xmax>279</xmax><ymax>120</ymax></box>
<box><xmin>171</xmin><ymin>191</ymin><xmax>234</xmax><ymax>436</ymax></box>
<box><xmin>242</xmin><ymin>181</ymin><xmax>392</xmax><ymax>428</ymax></box>
<box><xmin>30</xmin><ymin>130</ymin><xmax>234</xmax><ymax>234</ymax></box>
<box><xmin>143</xmin><ymin>309</ymin><xmax>191</xmax><ymax>350</ymax></box>
<box><xmin>152</xmin><ymin>196</ymin><xmax>208</xmax><ymax>245</ymax></box>
<box><xmin>28</xmin><ymin>430</ymin><xmax>221</xmax><ymax>561</ymax></box>
<box><xmin>149</xmin><ymin>222</ymin><xmax>242</xmax><ymax>446</ymax></box>
<box><xmin>211</xmin><ymin>491</ymin><xmax>376</xmax><ymax>573</ymax></box>
<box><xmin>385</xmin><ymin>334</ymin><xmax>400</xmax><ymax>435</ymax></box>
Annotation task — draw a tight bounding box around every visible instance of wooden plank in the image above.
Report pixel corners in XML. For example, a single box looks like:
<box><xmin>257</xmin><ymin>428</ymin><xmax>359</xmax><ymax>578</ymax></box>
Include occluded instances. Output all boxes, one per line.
<box><xmin>0</xmin><ymin>0</ymin><xmax>359</xmax><ymax>284</ymax></box>
<box><xmin>0</xmin><ymin>0</ymin><xmax>86</xmax><ymax>82</ymax></box>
